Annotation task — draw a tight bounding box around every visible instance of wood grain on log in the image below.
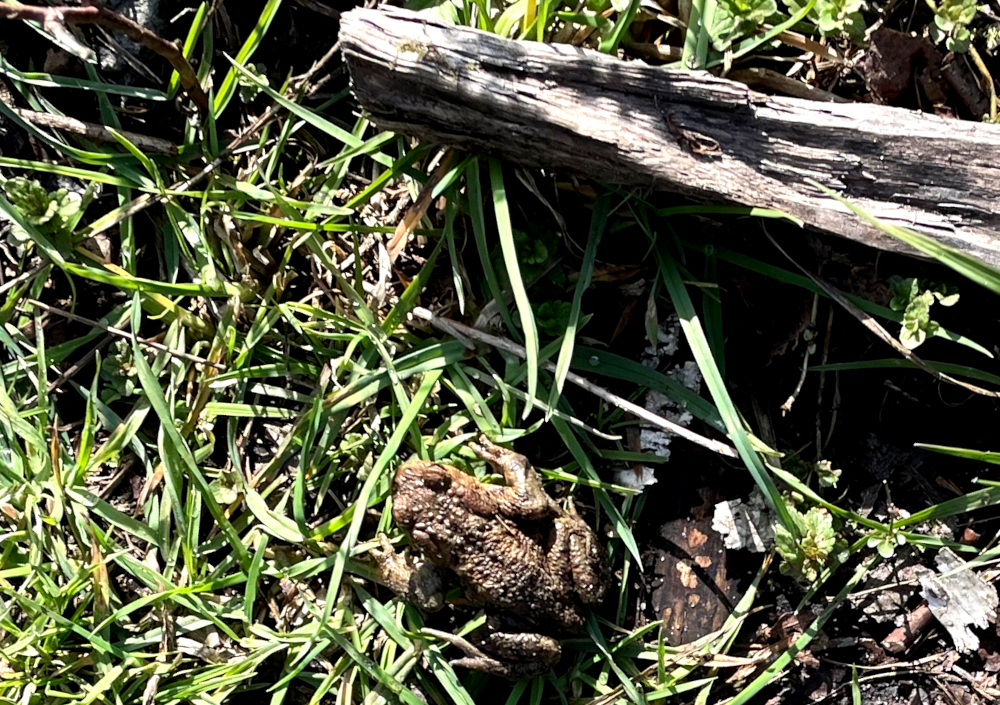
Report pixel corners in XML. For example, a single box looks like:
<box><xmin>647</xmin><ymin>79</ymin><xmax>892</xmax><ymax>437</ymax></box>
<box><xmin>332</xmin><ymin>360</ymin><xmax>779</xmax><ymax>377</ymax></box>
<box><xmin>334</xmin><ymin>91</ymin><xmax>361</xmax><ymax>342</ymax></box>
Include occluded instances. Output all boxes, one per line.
<box><xmin>339</xmin><ymin>8</ymin><xmax>1000</xmax><ymax>266</ymax></box>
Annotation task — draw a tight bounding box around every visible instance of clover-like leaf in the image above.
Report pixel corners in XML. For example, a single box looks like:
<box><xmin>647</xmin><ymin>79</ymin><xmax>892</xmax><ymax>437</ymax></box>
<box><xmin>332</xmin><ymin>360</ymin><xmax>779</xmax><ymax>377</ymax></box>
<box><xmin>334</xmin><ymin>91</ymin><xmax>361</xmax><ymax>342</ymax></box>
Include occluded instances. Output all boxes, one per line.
<box><xmin>238</xmin><ymin>63</ymin><xmax>270</xmax><ymax>104</ymax></box>
<box><xmin>3</xmin><ymin>178</ymin><xmax>82</xmax><ymax>241</ymax></box>
<box><xmin>514</xmin><ymin>229</ymin><xmax>550</xmax><ymax>265</ymax></box>
<box><xmin>866</xmin><ymin>531</ymin><xmax>907</xmax><ymax>559</ymax></box>
<box><xmin>816</xmin><ymin>460</ymin><xmax>842</xmax><ymax>488</ymax></box>
<box><xmin>930</xmin><ymin>0</ymin><xmax>978</xmax><ymax>52</ymax></box>
<box><xmin>784</xmin><ymin>0</ymin><xmax>867</xmax><ymax>38</ymax></box>
<box><xmin>709</xmin><ymin>0</ymin><xmax>777</xmax><ymax>50</ymax></box>
<box><xmin>890</xmin><ymin>276</ymin><xmax>960</xmax><ymax>350</ymax></box>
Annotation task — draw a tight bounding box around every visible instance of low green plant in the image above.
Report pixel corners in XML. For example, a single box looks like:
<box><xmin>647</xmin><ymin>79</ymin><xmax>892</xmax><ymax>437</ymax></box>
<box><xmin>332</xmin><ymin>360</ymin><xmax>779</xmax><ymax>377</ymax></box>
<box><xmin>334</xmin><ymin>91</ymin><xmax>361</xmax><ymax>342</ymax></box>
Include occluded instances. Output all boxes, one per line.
<box><xmin>535</xmin><ymin>299</ymin><xmax>573</xmax><ymax>337</ymax></box>
<box><xmin>783</xmin><ymin>0</ymin><xmax>866</xmax><ymax>41</ymax></box>
<box><xmin>814</xmin><ymin>459</ymin><xmax>841</xmax><ymax>488</ymax></box>
<box><xmin>786</xmin><ymin>455</ymin><xmax>842</xmax><ymax>489</ymax></box>
<box><xmin>238</xmin><ymin>62</ymin><xmax>270</xmax><ymax>103</ymax></box>
<box><xmin>866</xmin><ymin>526</ymin><xmax>908</xmax><ymax>558</ymax></box>
<box><xmin>708</xmin><ymin>0</ymin><xmax>778</xmax><ymax>50</ymax></box>
<box><xmin>513</xmin><ymin>226</ymin><xmax>557</xmax><ymax>266</ymax></box>
<box><xmin>1</xmin><ymin>177</ymin><xmax>83</xmax><ymax>249</ymax></box>
<box><xmin>100</xmin><ymin>339</ymin><xmax>142</xmax><ymax>404</ymax></box>
<box><xmin>889</xmin><ymin>275</ymin><xmax>960</xmax><ymax>349</ymax></box>
<box><xmin>928</xmin><ymin>0</ymin><xmax>978</xmax><ymax>52</ymax></box>
<box><xmin>775</xmin><ymin>505</ymin><xmax>849</xmax><ymax>583</ymax></box>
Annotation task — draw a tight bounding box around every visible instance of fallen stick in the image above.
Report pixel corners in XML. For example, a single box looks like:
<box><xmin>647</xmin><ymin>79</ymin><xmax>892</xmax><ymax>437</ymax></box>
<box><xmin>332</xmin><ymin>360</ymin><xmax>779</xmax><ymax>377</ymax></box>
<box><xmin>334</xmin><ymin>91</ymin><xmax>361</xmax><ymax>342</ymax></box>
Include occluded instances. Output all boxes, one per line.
<box><xmin>339</xmin><ymin>8</ymin><xmax>1000</xmax><ymax>267</ymax></box>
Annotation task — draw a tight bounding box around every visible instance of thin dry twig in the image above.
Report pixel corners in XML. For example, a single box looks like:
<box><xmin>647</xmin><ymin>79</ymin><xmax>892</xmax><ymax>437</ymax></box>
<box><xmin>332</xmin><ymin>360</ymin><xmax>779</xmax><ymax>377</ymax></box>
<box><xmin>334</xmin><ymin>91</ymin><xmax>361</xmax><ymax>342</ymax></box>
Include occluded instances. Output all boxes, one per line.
<box><xmin>13</xmin><ymin>108</ymin><xmax>178</xmax><ymax>155</ymax></box>
<box><xmin>763</xmin><ymin>226</ymin><xmax>1000</xmax><ymax>399</ymax></box>
<box><xmin>47</xmin><ymin>335</ymin><xmax>114</xmax><ymax>394</ymax></box>
<box><xmin>772</xmin><ymin>29</ymin><xmax>843</xmax><ymax>61</ymax></box>
<box><xmin>968</xmin><ymin>45</ymin><xmax>998</xmax><ymax>121</ymax></box>
<box><xmin>0</xmin><ymin>1</ymin><xmax>208</xmax><ymax>112</ymax></box>
<box><xmin>291</xmin><ymin>0</ymin><xmax>342</xmax><ymax>19</ymax></box>
<box><xmin>23</xmin><ymin>298</ymin><xmax>225</xmax><ymax>370</ymax></box>
<box><xmin>780</xmin><ymin>291</ymin><xmax>819</xmax><ymax>414</ymax></box>
<box><xmin>816</xmin><ymin>305</ymin><xmax>835</xmax><ymax>454</ymax></box>
<box><xmin>881</xmin><ymin>600</ymin><xmax>935</xmax><ymax>653</ymax></box>
<box><xmin>727</xmin><ymin>68</ymin><xmax>851</xmax><ymax>103</ymax></box>
<box><xmin>409</xmin><ymin>306</ymin><xmax>740</xmax><ymax>458</ymax></box>
<box><xmin>0</xmin><ymin>262</ymin><xmax>47</xmax><ymax>296</ymax></box>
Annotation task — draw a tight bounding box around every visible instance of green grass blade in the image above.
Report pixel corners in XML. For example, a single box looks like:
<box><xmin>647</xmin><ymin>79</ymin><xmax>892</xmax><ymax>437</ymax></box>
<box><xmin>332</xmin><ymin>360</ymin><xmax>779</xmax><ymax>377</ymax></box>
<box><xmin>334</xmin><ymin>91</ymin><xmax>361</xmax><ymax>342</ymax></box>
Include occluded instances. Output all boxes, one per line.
<box><xmin>308</xmin><ymin>369</ymin><xmax>444</xmax><ymax>670</ymax></box>
<box><xmin>223</xmin><ymin>54</ymin><xmax>396</xmax><ymax>168</ymax></box>
<box><xmin>688</xmin><ymin>240</ymin><xmax>987</xmax><ymax>355</ymax></box>
<box><xmin>598</xmin><ymin>0</ymin><xmax>641</xmax><ymax>54</ymax></box>
<box><xmin>812</xmin><ymin>359</ymin><xmax>1000</xmax><ymax>386</ymax></box>
<box><xmin>572</xmin><ymin>347</ymin><xmax>724</xmax><ymax>431</ymax></box>
<box><xmin>656</xmin><ymin>245</ymin><xmax>792</xmax><ymax>531</ymax></box>
<box><xmin>489</xmin><ymin>159</ymin><xmax>539</xmax><ymax>419</ymax></box>
<box><xmin>727</xmin><ymin>559</ymin><xmax>871</xmax><ymax>705</ymax></box>
<box><xmin>914</xmin><ymin>443</ymin><xmax>1000</xmax><ymax>465</ymax></box>
<box><xmin>212</xmin><ymin>0</ymin><xmax>283</xmax><ymax>117</ymax></box>
<box><xmin>809</xmin><ymin>178</ymin><xmax>1000</xmax><ymax>297</ymax></box>
<box><xmin>127</xmin><ymin>297</ymin><xmax>250</xmax><ymax>569</ymax></box>
<box><xmin>681</xmin><ymin>0</ymin><xmax>708</xmax><ymax>68</ymax></box>
<box><xmin>551</xmin><ymin>416</ymin><xmax>640</xmax><ymax>563</ymax></box>
<box><xmin>701</xmin><ymin>251</ymin><xmax>725</xmax><ymax>379</ymax></box>
<box><xmin>466</xmin><ymin>158</ymin><xmax>517</xmax><ymax>334</ymax></box>
<box><xmin>721</xmin><ymin>0</ymin><xmax>817</xmax><ymax>65</ymax></box>
<box><xmin>546</xmin><ymin>193</ymin><xmax>609</xmax><ymax>417</ymax></box>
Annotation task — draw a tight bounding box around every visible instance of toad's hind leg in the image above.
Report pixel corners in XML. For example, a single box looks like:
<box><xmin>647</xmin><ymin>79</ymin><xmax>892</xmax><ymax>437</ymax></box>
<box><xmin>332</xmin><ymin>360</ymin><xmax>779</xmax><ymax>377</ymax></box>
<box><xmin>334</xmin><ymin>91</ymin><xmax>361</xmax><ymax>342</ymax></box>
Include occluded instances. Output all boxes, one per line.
<box><xmin>548</xmin><ymin>499</ymin><xmax>608</xmax><ymax>606</ymax></box>
<box><xmin>422</xmin><ymin>627</ymin><xmax>561</xmax><ymax>680</ymax></box>
<box><xmin>468</xmin><ymin>435</ymin><xmax>557</xmax><ymax>520</ymax></box>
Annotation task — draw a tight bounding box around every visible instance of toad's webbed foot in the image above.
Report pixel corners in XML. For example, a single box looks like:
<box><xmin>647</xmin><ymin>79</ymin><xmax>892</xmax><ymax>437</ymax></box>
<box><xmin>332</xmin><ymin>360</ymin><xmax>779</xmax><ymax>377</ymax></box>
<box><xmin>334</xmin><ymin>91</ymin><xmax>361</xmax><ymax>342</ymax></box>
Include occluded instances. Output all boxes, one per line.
<box><xmin>422</xmin><ymin>627</ymin><xmax>561</xmax><ymax>680</ymax></box>
<box><xmin>372</xmin><ymin>533</ymin><xmax>446</xmax><ymax>612</ymax></box>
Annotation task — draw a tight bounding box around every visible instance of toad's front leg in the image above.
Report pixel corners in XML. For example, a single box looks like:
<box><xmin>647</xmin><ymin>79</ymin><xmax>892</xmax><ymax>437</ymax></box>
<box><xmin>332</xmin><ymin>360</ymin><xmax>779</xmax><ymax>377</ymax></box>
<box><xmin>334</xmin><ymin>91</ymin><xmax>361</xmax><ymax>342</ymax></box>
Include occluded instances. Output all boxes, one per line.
<box><xmin>372</xmin><ymin>533</ymin><xmax>446</xmax><ymax>612</ymax></box>
<box><xmin>469</xmin><ymin>436</ymin><xmax>558</xmax><ymax>520</ymax></box>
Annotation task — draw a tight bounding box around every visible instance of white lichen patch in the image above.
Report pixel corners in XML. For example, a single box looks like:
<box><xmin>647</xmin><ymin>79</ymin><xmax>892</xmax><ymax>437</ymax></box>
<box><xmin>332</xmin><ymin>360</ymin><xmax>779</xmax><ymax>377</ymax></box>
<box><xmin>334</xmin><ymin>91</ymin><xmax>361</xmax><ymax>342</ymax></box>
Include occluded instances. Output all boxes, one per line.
<box><xmin>711</xmin><ymin>490</ymin><xmax>775</xmax><ymax>553</ymax></box>
<box><xmin>918</xmin><ymin>547</ymin><xmax>999</xmax><ymax>653</ymax></box>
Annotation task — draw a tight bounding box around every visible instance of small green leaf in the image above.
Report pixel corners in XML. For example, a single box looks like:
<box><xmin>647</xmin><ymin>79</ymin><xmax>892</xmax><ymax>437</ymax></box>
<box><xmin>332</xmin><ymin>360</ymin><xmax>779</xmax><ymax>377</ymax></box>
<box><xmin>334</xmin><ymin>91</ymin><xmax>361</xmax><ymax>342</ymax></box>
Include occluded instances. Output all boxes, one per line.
<box><xmin>708</xmin><ymin>0</ymin><xmax>776</xmax><ymax>50</ymax></box>
<box><xmin>889</xmin><ymin>276</ymin><xmax>960</xmax><ymax>350</ymax></box>
<box><xmin>929</xmin><ymin>0</ymin><xmax>978</xmax><ymax>52</ymax></box>
<box><xmin>782</xmin><ymin>0</ymin><xmax>866</xmax><ymax>38</ymax></box>
<box><xmin>816</xmin><ymin>460</ymin><xmax>841</xmax><ymax>488</ymax></box>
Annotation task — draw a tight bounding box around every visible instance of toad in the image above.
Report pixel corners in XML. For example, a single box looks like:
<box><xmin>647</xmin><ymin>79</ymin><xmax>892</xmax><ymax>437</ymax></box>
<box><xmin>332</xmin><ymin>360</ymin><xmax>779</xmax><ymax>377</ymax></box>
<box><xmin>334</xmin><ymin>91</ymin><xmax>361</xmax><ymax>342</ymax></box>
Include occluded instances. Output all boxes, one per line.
<box><xmin>373</xmin><ymin>436</ymin><xmax>608</xmax><ymax>679</ymax></box>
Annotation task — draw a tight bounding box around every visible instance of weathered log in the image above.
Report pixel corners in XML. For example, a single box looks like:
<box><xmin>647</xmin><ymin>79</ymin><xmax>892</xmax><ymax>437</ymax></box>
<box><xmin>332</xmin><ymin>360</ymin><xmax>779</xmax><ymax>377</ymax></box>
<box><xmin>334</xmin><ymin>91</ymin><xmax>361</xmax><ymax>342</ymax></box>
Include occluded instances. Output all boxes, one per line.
<box><xmin>339</xmin><ymin>7</ymin><xmax>1000</xmax><ymax>267</ymax></box>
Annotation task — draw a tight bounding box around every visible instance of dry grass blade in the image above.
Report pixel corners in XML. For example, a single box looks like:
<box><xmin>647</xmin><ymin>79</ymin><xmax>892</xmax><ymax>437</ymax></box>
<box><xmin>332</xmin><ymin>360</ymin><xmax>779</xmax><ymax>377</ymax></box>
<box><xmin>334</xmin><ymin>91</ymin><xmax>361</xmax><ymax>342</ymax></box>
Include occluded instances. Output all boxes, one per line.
<box><xmin>388</xmin><ymin>148</ymin><xmax>456</xmax><ymax>264</ymax></box>
<box><xmin>763</xmin><ymin>227</ymin><xmax>1000</xmax><ymax>399</ymax></box>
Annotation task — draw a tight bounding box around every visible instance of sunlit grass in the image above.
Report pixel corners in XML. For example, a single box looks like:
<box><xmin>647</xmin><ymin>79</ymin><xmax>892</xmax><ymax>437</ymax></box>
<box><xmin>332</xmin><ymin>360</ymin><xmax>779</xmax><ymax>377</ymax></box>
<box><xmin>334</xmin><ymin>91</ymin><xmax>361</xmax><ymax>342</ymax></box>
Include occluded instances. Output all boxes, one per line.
<box><xmin>1</xmin><ymin>1</ymin><xmax>999</xmax><ymax>704</ymax></box>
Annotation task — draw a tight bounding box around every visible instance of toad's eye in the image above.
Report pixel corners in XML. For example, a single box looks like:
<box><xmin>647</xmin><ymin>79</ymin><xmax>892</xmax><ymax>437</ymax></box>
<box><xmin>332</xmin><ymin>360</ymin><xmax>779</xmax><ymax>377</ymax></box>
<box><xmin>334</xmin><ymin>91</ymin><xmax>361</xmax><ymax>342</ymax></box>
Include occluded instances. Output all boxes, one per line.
<box><xmin>421</xmin><ymin>469</ymin><xmax>452</xmax><ymax>493</ymax></box>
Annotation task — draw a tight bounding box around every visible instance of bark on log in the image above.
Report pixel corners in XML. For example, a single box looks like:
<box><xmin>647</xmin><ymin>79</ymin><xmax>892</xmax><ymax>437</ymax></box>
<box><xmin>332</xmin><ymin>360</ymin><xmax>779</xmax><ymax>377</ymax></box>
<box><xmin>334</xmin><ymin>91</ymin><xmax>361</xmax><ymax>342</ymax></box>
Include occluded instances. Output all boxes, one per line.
<box><xmin>339</xmin><ymin>7</ymin><xmax>1000</xmax><ymax>267</ymax></box>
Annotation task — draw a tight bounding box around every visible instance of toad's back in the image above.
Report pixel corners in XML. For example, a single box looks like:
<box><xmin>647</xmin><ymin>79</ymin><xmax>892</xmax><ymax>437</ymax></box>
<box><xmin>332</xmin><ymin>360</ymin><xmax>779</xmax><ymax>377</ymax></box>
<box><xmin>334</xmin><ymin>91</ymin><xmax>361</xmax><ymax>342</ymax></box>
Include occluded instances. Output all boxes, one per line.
<box><xmin>390</xmin><ymin>460</ymin><xmax>580</xmax><ymax>628</ymax></box>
